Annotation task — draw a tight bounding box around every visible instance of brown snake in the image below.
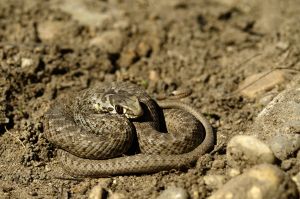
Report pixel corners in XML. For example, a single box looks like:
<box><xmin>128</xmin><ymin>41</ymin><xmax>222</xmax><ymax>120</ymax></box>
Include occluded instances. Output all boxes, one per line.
<box><xmin>44</xmin><ymin>82</ymin><xmax>215</xmax><ymax>177</ymax></box>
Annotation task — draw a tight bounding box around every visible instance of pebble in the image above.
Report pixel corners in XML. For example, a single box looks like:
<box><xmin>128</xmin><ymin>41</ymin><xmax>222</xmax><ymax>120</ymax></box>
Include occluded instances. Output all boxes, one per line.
<box><xmin>267</xmin><ymin>134</ymin><xmax>300</xmax><ymax>160</ymax></box>
<box><xmin>148</xmin><ymin>70</ymin><xmax>160</xmax><ymax>82</ymax></box>
<box><xmin>89</xmin><ymin>31</ymin><xmax>124</xmax><ymax>54</ymax></box>
<box><xmin>255</xmin><ymin>87</ymin><xmax>300</xmax><ymax>136</ymax></box>
<box><xmin>37</xmin><ymin>21</ymin><xmax>66</xmax><ymax>41</ymax></box>
<box><xmin>220</xmin><ymin>27</ymin><xmax>247</xmax><ymax>45</ymax></box>
<box><xmin>211</xmin><ymin>159</ymin><xmax>226</xmax><ymax>170</ymax></box>
<box><xmin>57</xmin><ymin>0</ymin><xmax>123</xmax><ymax>27</ymax></box>
<box><xmin>136</xmin><ymin>40</ymin><xmax>152</xmax><ymax>57</ymax></box>
<box><xmin>281</xmin><ymin>159</ymin><xmax>294</xmax><ymax>170</ymax></box>
<box><xmin>21</xmin><ymin>58</ymin><xmax>34</xmax><ymax>68</ymax></box>
<box><xmin>203</xmin><ymin>175</ymin><xmax>226</xmax><ymax>189</ymax></box>
<box><xmin>108</xmin><ymin>192</ymin><xmax>127</xmax><ymax>199</ymax></box>
<box><xmin>292</xmin><ymin>172</ymin><xmax>300</xmax><ymax>194</ymax></box>
<box><xmin>157</xmin><ymin>187</ymin><xmax>189</xmax><ymax>199</ymax></box>
<box><xmin>208</xmin><ymin>164</ymin><xmax>299</xmax><ymax>199</ymax></box>
<box><xmin>0</xmin><ymin>111</ymin><xmax>9</xmax><ymax>124</ymax></box>
<box><xmin>254</xmin><ymin>1</ymin><xmax>282</xmax><ymax>34</ymax></box>
<box><xmin>88</xmin><ymin>185</ymin><xmax>104</xmax><ymax>199</ymax></box>
<box><xmin>117</xmin><ymin>48</ymin><xmax>137</xmax><ymax>68</ymax></box>
<box><xmin>276</xmin><ymin>41</ymin><xmax>290</xmax><ymax>50</ymax></box>
<box><xmin>258</xmin><ymin>92</ymin><xmax>278</xmax><ymax>106</ymax></box>
<box><xmin>238</xmin><ymin>70</ymin><xmax>286</xmax><ymax>98</ymax></box>
<box><xmin>227</xmin><ymin>135</ymin><xmax>275</xmax><ymax>169</ymax></box>
<box><xmin>226</xmin><ymin>168</ymin><xmax>241</xmax><ymax>178</ymax></box>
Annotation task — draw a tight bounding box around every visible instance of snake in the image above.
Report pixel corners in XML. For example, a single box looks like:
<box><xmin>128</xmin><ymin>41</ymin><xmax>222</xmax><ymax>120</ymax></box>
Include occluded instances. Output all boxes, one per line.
<box><xmin>44</xmin><ymin>82</ymin><xmax>215</xmax><ymax>177</ymax></box>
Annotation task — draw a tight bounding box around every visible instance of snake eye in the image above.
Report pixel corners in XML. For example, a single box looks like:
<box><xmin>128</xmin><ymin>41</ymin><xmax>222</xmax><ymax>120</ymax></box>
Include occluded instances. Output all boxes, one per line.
<box><xmin>115</xmin><ymin>105</ymin><xmax>124</xmax><ymax>114</ymax></box>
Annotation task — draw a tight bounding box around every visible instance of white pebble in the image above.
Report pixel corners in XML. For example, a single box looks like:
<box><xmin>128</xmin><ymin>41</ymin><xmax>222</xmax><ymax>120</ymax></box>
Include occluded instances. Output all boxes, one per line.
<box><xmin>157</xmin><ymin>187</ymin><xmax>189</xmax><ymax>199</ymax></box>
<box><xmin>203</xmin><ymin>175</ymin><xmax>226</xmax><ymax>189</ymax></box>
<box><xmin>89</xmin><ymin>31</ymin><xmax>124</xmax><ymax>54</ymax></box>
<box><xmin>108</xmin><ymin>192</ymin><xmax>127</xmax><ymax>199</ymax></box>
<box><xmin>267</xmin><ymin>134</ymin><xmax>300</xmax><ymax>160</ymax></box>
<box><xmin>89</xmin><ymin>185</ymin><xmax>104</xmax><ymax>199</ymax></box>
<box><xmin>227</xmin><ymin>135</ymin><xmax>275</xmax><ymax>169</ymax></box>
<box><xmin>209</xmin><ymin>164</ymin><xmax>298</xmax><ymax>199</ymax></box>
<box><xmin>292</xmin><ymin>172</ymin><xmax>300</xmax><ymax>194</ymax></box>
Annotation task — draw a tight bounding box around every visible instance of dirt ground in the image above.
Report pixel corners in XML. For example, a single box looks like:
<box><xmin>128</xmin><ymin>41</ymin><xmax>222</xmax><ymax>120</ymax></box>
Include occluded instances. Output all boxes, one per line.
<box><xmin>0</xmin><ymin>0</ymin><xmax>299</xmax><ymax>198</ymax></box>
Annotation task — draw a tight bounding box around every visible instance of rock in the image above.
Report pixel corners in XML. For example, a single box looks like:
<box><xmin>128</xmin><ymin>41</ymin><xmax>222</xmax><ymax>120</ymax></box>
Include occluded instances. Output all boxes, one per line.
<box><xmin>148</xmin><ymin>70</ymin><xmax>160</xmax><ymax>82</ymax></box>
<box><xmin>89</xmin><ymin>31</ymin><xmax>124</xmax><ymax>54</ymax></box>
<box><xmin>238</xmin><ymin>70</ymin><xmax>286</xmax><ymax>98</ymax></box>
<box><xmin>209</xmin><ymin>164</ymin><xmax>299</xmax><ymax>199</ymax></box>
<box><xmin>211</xmin><ymin>159</ymin><xmax>226</xmax><ymax>170</ymax></box>
<box><xmin>258</xmin><ymin>92</ymin><xmax>278</xmax><ymax>106</ymax></box>
<box><xmin>255</xmin><ymin>87</ymin><xmax>300</xmax><ymax>136</ymax></box>
<box><xmin>276</xmin><ymin>41</ymin><xmax>289</xmax><ymax>50</ymax></box>
<box><xmin>203</xmin><ymin>175</ymin><xmax>226</xmax><ymax>189</ymax></box>
<box><xmin>226</xmin><ymin>168</ymin><xmax>241</xmax><ymax>177</ymax></box>
<box><xmin>136</xmin><ymin>40</ymin><xmax>152</xmax><ymax>57</ymax></box>
<box><xmin>57</xmin><ymin>0</ymin><xmax>124</xmax><ymax>27</ymax></box>
<box><xmin>21</xmin><ymin>58</ymin><xmax>34</xmax><ymax>68</ymax></box>
<box><xmin>253</xmin><ymin>0</ymin><xmax>282</xmax><ymax>34</ymax></box>
<box><xmin>89</xmin><ymin>185</ymin><xmax>104</xmax><ymax>199</ymax></box>
<box><xmin>227</xmin><ymin>135</ymin><xmax>276</xmax><ymax>169</ymax></box>
<box><xmin>211</xmin><ymin>0</ymin><xmax>256</xmax><ymax>13</ymax></box>
<box><xmin>0</xmin><ymin>110</ymin><xmax>9</xmax><ymax>124</ymax></box>
<box><xmin>157</xmin><ymin>187</ymin><xmax>189</xmax><ymax>199</ymax></box>
<box><xmin>37</xmin><ymin>21</ymin><xmax>66</xmax><ymax>41</ymax></box>
<box><xmin>113</xmin><ymin>20</ymin><xmax>130</xmax><ymax>30</ymax></box>
<box><xmin>267</xmin><ymin>134</ymin><xmax>300</xmax><ymax>160</ymax></box>
<box><xmin>220</xmin><ymin>27</ymin><xmax>247</xmax><ymax>45</ymax></box>
<box><xmin>281</xmin><ymin>159</ymin><xmax>294</xmax><ymax>170</ymax></box>
<box><xmin>108</xmin><ymin>192</ymin><xmax>127</xmax><ymax>199</ymax></box>
<box><xmin>118</xmin><ymin>48</ymin><xmax>137</xmax><ymax>68</ymax></box>
<box><xmin>292</xmin><ymin>172</ymin><xmax>300</xmax><ymax>194</ymax></box>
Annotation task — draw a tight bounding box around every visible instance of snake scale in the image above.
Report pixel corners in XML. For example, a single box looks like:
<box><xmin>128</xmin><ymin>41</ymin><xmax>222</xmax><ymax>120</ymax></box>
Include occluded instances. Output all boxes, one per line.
<box><xmin>44</xmin><ymin>82</ymin><xmax>215</xmax><ymax>177</ymax></box>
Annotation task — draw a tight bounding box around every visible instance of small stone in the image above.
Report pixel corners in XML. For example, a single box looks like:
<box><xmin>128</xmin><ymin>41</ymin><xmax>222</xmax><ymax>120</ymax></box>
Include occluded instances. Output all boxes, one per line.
<box><xmin>136</xmin><ymin>41</ymin><xmax>151</xmax><ymax>57</ymax></box>
<box><xmin>276</xmin><ymin>41</ymin><xmax>289</xmax><ymax>50</ymax></box>
<box><xmin>148</xmin><ymin>70</ymin><xmax>160</xmax><ymax>82</ymax></box>
<box><xmin>89</xmin><ymin>185</ymin><xmax>104</xmax><ymax>199</ymax></box>
<box><xmin>258</xmin><ymin>92</ymin><xmax>278</xmax><ymax>106</ymax></box>
<box><xmin>113</xmin><ymin>20</ymin><xmax>130</xmax><ymax>30</ymax></box>
<box><xmin>157</xmin><ymin>187</ymin><xmax>189</xmax><ymax>199</ymax></box>
<box><xmin>209</xmin><ymin>164</ymin><xmax>299</xmax><ymax>199</ymax></box>
<box><xmin>253</xmin><ymin>1</ymin><xmax>282</xmax><ymax>34</ymax></box>
<box><xmin>118</xmin><ymin>49</ymin><xmax>137</xmax><ymax>68</ymax></box>
<box><xmin>212</xmin><ymin>159</ymin><xmax>226</xmax><ymax>169</ymax></box>
<box><xmin>89</xmin><ymin>31</ymin><xmax>124</xmax><ymax>54</ymax></box>
<box><xmin>0</xmin><ymin>111</ymin><xmax>9</xmax><ymax>124</ymax></box>
<box><xmin>281</xmin><ymin>159</ymin><xmax>294</xmax><ymax>170</ymax></box>
<box><xmin>44</xmin><ymin>165</ymin><xmax>51</xmax><ymax>172</ymax></box>
<box><xmin>267</xmin><ymin>134</ymin><xmax>300</xmax><ymax>160</ymax></box>
<box><xmin>57</xmin><ymin>0</ymin><xmax>115</xmax><ymax>27</ymax></box>
<box><xmin>227</xmin><ymin>168</ymin><xmax>241</xmax><ymax>177</ymax></box>
<box><xmin>37</xmin><ymin>21</ymin><xmax>66</xmax><ymax>41</ymax></box>
<box><xmin>220</xmin><ymin>27</ymin><xmax>247</xmax><ymax>45</ymax></box>
<box><xmin>203</xmin><ymin>175</ymin><xmax>226</xmax><ymax>189</ymax></box>
<box><xmin>21</xmin><ymin>58</ymin><xmax>34</xmax><ymax>68</ymax></box>
<box><xmin>254</xmin><ymin>87</ymin><xmax>300</xmax><ymax>137</ymax></box>
<box><xmin>292</xmin><ymin>172</ymin><xmax>300</xmax><ymax>194</ymax></box>
<box><xmin>108</xmin><ymin>192</ymin><xmax>127</xmax><ymax>199</ymax></box>
<box><xmin>227</xmin><ymin>135</ymin><xmax>275</xmax><ymax>169</ymax></box>
<box><xmin>238</xmin><ymin>70</ymin><xmax>286</xmax><ymax>98</ymax></box>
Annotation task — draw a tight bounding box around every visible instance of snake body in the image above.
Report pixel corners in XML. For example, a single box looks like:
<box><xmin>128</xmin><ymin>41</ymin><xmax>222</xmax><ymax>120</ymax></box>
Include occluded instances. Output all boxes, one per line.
<box><xmin>44</xmin><ymin>82</ymin><xmax>214</xmax><ymax>177</ymax></box>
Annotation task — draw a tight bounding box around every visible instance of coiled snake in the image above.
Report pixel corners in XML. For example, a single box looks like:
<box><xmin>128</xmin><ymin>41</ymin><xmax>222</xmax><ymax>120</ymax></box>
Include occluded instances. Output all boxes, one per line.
<box><xmin>44</xmin><ymin>82</ymin><xmax>215</xmax><ymax>177</ymax></box>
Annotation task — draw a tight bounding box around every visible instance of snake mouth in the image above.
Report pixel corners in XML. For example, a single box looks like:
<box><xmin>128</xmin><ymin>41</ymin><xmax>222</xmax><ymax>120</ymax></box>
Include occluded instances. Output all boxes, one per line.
<box><xmin>124</xmin><ymin>106</ymin><xmax>144</xmax><ymax>119</ymax></box>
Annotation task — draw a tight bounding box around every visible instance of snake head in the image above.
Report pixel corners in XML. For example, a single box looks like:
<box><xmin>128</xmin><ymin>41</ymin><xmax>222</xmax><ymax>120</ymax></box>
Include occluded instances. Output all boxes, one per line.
<box><xmin>92</xmin><ymin>90</ymin><xmax>143</xmax><ymax>119</ymax></box>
